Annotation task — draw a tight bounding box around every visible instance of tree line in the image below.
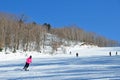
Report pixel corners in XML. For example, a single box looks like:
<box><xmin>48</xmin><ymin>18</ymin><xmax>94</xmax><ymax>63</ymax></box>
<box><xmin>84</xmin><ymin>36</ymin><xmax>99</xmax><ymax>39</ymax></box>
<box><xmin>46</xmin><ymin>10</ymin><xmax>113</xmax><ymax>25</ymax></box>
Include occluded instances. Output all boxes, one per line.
<box><xmin>51</xmin><ymin>26</ymin><xmax>119</xmax><ymax>47</ymax></box>
<box><xmin>0</xmin><ymin>12</ymin><xmax>119</xmax><ymax>52</ymax></box>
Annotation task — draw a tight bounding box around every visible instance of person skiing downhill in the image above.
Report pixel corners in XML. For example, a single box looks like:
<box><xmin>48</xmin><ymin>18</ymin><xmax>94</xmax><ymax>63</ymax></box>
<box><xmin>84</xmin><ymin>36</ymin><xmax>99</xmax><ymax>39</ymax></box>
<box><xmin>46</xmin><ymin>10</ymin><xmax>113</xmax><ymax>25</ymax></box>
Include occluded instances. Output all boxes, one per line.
<box><xmin>76</xmin><ymin>53</ymin><xmax>78</xmax><ymax>57</ymax></box>
<box><xmin>109</xmin><ymin>52</ymin><xmax>111</xmax><ymax>56</ymax></box>
<box><xmin>23</xmin><ymin>55</ymin><xmax>32</xmax><ymax>71</ymax></box>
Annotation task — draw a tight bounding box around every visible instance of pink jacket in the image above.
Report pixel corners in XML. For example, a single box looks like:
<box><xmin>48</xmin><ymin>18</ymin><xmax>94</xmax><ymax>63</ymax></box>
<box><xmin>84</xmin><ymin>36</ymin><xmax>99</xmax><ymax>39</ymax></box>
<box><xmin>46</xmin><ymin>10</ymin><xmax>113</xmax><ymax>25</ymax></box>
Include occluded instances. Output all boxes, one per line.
<box><xmin>26</xmin><ymin>57</ymin><xmax>32</xmax><ymax>64</ymax></box>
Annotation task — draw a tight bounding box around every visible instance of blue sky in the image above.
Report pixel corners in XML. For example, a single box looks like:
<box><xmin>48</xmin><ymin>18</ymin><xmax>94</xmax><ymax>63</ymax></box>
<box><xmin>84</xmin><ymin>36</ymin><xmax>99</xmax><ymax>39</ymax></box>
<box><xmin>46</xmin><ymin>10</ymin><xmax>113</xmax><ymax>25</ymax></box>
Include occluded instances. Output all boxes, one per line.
<box><xmin>0</xmin><ymin>0</ymin><xmax>120</xmax><ymax>42</ymax></box>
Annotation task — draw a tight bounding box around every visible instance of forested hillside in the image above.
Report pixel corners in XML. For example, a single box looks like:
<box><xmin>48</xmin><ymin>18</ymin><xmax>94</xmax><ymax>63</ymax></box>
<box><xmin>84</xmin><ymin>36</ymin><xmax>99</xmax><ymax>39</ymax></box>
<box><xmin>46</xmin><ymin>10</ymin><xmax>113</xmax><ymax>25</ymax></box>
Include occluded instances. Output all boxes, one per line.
<box><xmin>0</xmin><ymin>12</ymin><xmax>119</xmax><ymax>52</ymax></box>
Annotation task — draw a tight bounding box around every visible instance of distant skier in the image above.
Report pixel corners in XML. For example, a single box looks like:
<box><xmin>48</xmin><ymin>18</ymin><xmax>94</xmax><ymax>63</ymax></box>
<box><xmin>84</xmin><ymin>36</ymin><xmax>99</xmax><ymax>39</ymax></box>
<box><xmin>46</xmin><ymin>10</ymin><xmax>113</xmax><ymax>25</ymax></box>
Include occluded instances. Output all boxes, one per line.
<box><xmin>76</xmin><ymin>53</ymin><xmax>79</xmax><ymax>57</ymax></box>
<box><xmin>23</xmin><ymin>55</ymin><xmax>32</xmax><ymax>71</ymax></box>
<box><xmin>70</xmin><ymin>51</ymin><xmax>71</xmax><ymax>55</ymax></box>
<box><xmin>109</xmin><ymin>52</ymin><xmax>111</xmax><ymax>56</ymax></box>
<box><xmin>116</xmin><ymin>51</ymin><xmax>118</xmax><ymax>56</ymax></box>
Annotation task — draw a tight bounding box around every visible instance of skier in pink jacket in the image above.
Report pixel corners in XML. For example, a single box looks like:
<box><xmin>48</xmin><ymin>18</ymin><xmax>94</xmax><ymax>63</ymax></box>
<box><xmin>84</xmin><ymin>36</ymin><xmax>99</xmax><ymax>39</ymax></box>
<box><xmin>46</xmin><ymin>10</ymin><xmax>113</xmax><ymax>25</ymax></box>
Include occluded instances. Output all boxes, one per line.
<box><xmin>23</xmin><ymin>55</ymin><xmax>32</xmax><ymax>71</ymax></box>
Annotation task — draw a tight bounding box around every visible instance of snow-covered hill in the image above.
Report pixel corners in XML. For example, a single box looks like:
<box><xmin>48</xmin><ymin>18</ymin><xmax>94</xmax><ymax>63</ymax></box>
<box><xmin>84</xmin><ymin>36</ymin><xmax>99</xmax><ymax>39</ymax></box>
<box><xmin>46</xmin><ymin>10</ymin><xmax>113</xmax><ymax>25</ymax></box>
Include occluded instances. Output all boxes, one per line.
<box><xmin>0</xmin><ymin>46</ymin><xmax>120</xmax><ymax>61</ymax></box>
<box><xmin>0</xmin><ymin>45</ymin><xmax>120</xmax><ymax>79</ymax></box>
<box><xmin>0</xmin><ymin>56</ymin><xmax>120</xmax><ymax>80</ymax></box>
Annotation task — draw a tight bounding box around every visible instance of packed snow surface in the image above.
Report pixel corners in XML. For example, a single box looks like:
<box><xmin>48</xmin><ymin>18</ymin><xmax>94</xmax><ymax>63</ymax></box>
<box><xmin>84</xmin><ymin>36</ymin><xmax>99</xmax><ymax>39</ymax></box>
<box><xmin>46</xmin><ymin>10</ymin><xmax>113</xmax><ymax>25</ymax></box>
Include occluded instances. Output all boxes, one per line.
<box><xmin>0</xmin><ymin>47</ymin><xmax>120</xmax><ymax>80</ymax></box>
